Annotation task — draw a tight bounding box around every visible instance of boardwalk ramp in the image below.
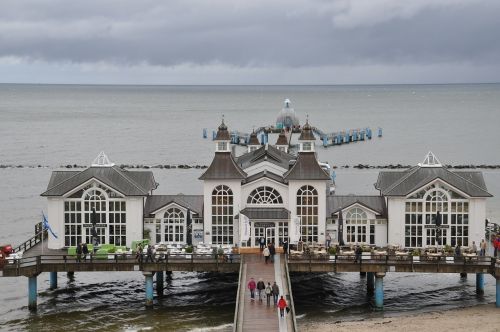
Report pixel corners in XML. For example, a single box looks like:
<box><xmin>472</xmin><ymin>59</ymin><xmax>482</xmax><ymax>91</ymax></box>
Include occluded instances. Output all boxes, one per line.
<box><xmin>234</xmin><ymin>254</ymin><xmax>297</xmax><ymax>332</ymax></box>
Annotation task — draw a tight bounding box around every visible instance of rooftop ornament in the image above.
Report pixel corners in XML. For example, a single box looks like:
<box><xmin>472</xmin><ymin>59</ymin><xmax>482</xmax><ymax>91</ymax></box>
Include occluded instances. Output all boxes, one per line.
<box><xmin>419</xmin><ymin>151</ymin><xmax>442</xmax><ymax>168</ymax></box>
<box><xmin>91</xmin><ymin>151</ymin><xmax>115</xmax><ymax>167</ymax></box>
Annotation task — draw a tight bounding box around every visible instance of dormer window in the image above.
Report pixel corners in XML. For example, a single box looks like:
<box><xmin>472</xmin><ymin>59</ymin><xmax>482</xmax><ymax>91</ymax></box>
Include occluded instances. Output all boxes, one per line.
<box><xmin>217</xmin><ymin>142</ymin><xmax>228</xmax><ymax>152</ymax></box>
<box><xmin>302</xmin><ymin>142</ymin><xmax>313</xmax><ymax>152</ymax></box>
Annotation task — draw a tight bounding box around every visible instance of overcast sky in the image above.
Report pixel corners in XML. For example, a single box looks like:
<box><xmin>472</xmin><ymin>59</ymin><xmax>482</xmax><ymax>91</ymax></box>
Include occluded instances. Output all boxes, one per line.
<box><xmin>1</xmin><ymin>0</ymin><xmax>499</xmax><ymax>84</ymax></box>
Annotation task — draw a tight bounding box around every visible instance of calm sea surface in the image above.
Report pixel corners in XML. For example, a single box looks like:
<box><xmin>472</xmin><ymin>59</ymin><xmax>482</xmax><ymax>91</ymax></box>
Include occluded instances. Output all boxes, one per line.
<box><xmin>0</xmin><ymin>84</ymin><xmax>500</xmax><ymax>331</ymax></box>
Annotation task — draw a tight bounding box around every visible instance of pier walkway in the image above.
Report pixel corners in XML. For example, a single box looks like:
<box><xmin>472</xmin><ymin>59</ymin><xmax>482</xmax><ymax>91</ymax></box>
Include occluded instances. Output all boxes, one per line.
<box><xmin>234</xmin><ymin>253</ymin><xmax>297</xmax><ymax>332</ymax></box>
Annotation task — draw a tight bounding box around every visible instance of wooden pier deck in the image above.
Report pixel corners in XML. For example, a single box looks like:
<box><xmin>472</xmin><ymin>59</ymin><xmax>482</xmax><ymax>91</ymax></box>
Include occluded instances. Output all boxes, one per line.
<box><xmin>234</xmin><ymin>254</ymin><xmax>296</xmax><ymax>332</ymax></box>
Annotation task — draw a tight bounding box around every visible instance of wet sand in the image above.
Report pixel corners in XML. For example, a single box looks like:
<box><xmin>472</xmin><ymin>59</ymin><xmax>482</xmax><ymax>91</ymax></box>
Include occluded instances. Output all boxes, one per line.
<box><xmin>301</xmin><ymin>304</ymin><xmax>500</xmax><ymax>332</ymax></box>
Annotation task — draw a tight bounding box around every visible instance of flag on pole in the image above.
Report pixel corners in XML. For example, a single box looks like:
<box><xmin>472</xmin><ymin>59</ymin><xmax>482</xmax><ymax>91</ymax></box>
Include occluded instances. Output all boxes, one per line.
<box><xmin>290</xmin><ymin>217</ymin><xmax>301</xmax><ymax>242</ymax></box>
<box><xmin>240</xmin><ymin>213</ymin><xmax>250</xmax><ymax>242</ymax></box>
<box><xmin>42</xmin><ymin>212</ymin><xmax>58</xmax><ymax>238</ymax></box>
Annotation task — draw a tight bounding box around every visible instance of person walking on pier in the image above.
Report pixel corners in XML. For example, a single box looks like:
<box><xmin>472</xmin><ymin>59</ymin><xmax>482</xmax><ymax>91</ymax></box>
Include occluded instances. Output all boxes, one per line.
<box><xmin>82</xmin><ymin>243</ymin><xmax>89</xmax><ymax>262</ymax></box>
<box><xmin>248</xmin><ymin>277</ymin><xmax>256</xmax><ymax>301</ymax></box>
<box><xmin>257</xmin><ymin>278</ymin><xmax>265</xmax><ymax>302</ymax></box>
<box><xmin>136</xmin><ymin>243</ymin><xmax>143</xmax><ymax>263</ymax></box>
<box><xmin>277</xmin><ymin>296</ymin><xmax>288</xmax><ymax>318</ymax></box>
<box><xmin>259</xmin><ymin>237</ymin><xmax>265</xmax><ymax>251</ymax></box>
<box><xmin>326</xmin><ymin>232</ymin><xmax>332</xmax><ymax>249</ymax></box>
<box><xmin>282</xmin><ymin>239</ymin><xmax>289</xmax><ymax>256</ymax></box>
<box><xmin>354</xmin><ymin>245</ymin><xmax>362</xmax><ymax>263</ymax></box>
<box><xmin>263</xmin><ymin>246</ymin><xmax>270</xmax><ymax>264</ymax></box>
<box><xmin>265</xmin><ymin>282</ymin><xmax>273</xmax><ymax>306</ymax></box>
<box><xmin>480</xmin><ymin>239</ymin><xmax>486</xmax><ymax>256</ymax></box>
<box><xmin>272</xmin><ymin>281</ymin><xmax>280</xmax><ymax>305</ymax></box>
<box><xmin>146</xmin><ymin>244</ymin><xmax>155</xmax><ymax>263</ymax></box>
<box><xmin>472</xmin><ymin>241</ymin><xmax>478</xmax><ymax>255</ymax></box>
<box><xmin>76</xmin><ymin>243</ymin><xmax>82</xmax><ymax>263</ymax></box>
<box><xmin>269</xmin><ymin>243</ymin><xmax>276</xmax><ymax>263</ymax></box>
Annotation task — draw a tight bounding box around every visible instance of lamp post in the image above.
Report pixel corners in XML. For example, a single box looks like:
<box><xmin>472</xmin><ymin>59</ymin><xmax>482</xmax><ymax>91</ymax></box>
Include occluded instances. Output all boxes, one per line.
<box><xmin>91</xmin><ymin>208</ymin><xmax>99</xmax><ymax>253</ymax></box>
<box><xmin>435</xmin><ymin>210</ymin><xmax>442</xmax><ymax>249</ymax></box>
<box><xmin>337</xmin><ymin>209</ymin><xmax>345</xmax><ymax>246</ymax></box>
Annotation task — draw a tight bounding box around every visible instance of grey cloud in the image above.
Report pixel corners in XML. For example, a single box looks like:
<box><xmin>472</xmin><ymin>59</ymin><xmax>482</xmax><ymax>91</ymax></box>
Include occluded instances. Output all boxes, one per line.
<box><xmin>0</xmin><ymin>0</ymin><xmax>499</xmax><ymax>70</ymax></box>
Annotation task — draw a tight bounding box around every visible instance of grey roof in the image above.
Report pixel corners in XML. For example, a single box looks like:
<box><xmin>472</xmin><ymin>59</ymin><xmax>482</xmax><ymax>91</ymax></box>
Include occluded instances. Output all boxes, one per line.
<box><xmin>326</xmin><ymin>195</ymin><xmax>386</xmax><ymax>216</ymax></box>
<box><xmin>375</xmin><ymin>166</ymin><xmax>492</xmax><ymax>197</ymax></box>
<box><xmin>214</xmin><ymin>120</ymin><xmax>230</xmax><ymax>141</ymax></box>
<box><xmin>298</xmin><ymin>121</ymin><xmax>315</xmax><ymax>141</ymax></box>
<box><xmin>276</xmin><ymin>131</ymin><xmax>288</xmax><ymax>146</ymax></box>
<box><xmin>248</xmin><ymin>132</ymin><xmax>260</xmax><ymax>145</ymax></box>
<box><xmin>144</xmin><ymin>195</ymin><xmax>204</xmax><ymax>216</ymax></box>
<box><xmin>284</xmin><ymin>152</ymin><xmax>331</xmax><ymax>181</ymax></box>
<box><xmin>237</xmin><ymin>144</ymin><xmax>294</xmax><ymax>170</ymax></box>
<box><xmin>240</xmin><ymin>207</ymin><xmax>290</xmax><ymax>220</ymax></box>
<box><xmin>199</xmin><ymin>152</ymin><xmax>247</xmax><ymax>180</ymax></box>
<box><xmin>243</xmin><ymin>170</ymin><xmax>286</xmax><ymax>185</ymax></box>
<box><xmin>42</xmin><ymin>166</ymin><xmax>157</xmax><ymax>197</ymax></box>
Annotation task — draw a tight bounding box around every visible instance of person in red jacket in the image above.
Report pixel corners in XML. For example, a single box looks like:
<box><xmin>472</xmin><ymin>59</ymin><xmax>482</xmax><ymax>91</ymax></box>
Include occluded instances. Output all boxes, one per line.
<box><xmin>494</xmin><ymin>235</ymin><xmax>500</xmax><ymax>257</ymax></box>
<box><xmin>277</xmin><ymin>296</ymin><xmax>287</xmax><ymax>317</ymax></box>
<box><xmin>247</xmin><ymin>277</ymin><xmax>256</xmax><ymax>301</ymax></box>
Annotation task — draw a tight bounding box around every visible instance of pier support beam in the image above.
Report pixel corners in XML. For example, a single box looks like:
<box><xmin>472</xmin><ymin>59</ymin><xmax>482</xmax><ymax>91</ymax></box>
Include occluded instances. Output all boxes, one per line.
<box><xmin>476</xmin><ymin>273</ymin><xmax>485</xmax><ymax>295</ymax></box>
<box><xmin>144</xmin><ymin>272</ymin><xmax>154</xmax><ymax>308</ymax></box>
<box><xmin>156</xmin><ymin>271</ymin><xmax>164</xmax><ymax>297</ymax></box>
<box><xmin>28</xmin><ymin>275</ymin><xmax>38</xmax><ymax>311</ymax></box>
<box><xmin>49</xmin><ymin>272</ymin><xmax>57</xmax><ymax>290</ymax></box>
<box><xmin>496</xmin><ymin>278</ymin><xmax>500</xmax><ymax>308</ymax></box>
<box><xmin>374</xmin><ymin>272</ymin><xmax>385</xmax><ymax>310</ymax></box>
<box><xmin>367</xmin><ymin>272</ymin><xmax>375</xmax><ymax>294</ymax></box>
<box><xmin>67</xmin><ymin>271</ymin><xmax>74</xmax><ymax>279</ymax></box>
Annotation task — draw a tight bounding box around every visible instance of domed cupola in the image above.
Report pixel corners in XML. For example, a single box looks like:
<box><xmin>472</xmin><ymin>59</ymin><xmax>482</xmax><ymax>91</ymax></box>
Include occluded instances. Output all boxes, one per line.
<box><xmin>298</xmin><ymin>117</ymin><xmax>315</xmax><ymax>152</ymax></box>
<box><xmin>214</xmin><ymin>118</ymin><xmax>231</xmax><ymax>152</ymax></box>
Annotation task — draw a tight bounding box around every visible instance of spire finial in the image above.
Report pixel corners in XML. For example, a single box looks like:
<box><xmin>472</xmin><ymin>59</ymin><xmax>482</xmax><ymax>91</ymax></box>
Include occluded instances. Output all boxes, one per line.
<box><xmin>91</xmin><ymin>151</ymin><xmax>114</xmax><ymax>167</ymax></box>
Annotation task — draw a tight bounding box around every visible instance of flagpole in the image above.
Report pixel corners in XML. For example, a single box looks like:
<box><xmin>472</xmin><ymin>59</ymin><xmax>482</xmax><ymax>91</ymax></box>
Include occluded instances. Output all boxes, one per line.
<box><xmin>41</xmin><ymin>213</ymin><xmax>44</xmax><ymax>256</ymax></box>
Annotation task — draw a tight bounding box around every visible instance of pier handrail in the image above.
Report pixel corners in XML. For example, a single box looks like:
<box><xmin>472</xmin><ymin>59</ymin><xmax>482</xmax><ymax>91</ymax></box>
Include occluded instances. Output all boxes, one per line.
<box><xmin>13</xmin><ymin>229</ymin><xmax>47</xmax><ymax>254</ymax></box>
<box><xmin>284</xmin><ymin>256</ymin><xmax>298</xmax><ymax>332</ymax></box>
<box><xmin>233</xmin><ymin>255</ymin><xmax>245</xmax><ymax>332</ymax></box>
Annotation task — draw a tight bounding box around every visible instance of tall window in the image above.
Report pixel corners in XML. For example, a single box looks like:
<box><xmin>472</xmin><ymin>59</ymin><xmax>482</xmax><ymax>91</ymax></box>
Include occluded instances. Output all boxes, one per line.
<box><xmin>64</xmin><ymin>201</ymin><xmax>82</xmax><ymax>247</ymax></box>
<box><xmin>63</xmin><ymin>183</ymin><xmax>126</xmax><ymax>247</ymax></box>
<box><xmin>109</xmin><ymin>201</ymin><xmax>126</xmax><ymax>246</ymax></box>
<box><xmin>405</xmin><ymin>184</ymin><xmax>468</xmax><ymax>248</ymax></box>
<box><xmin>247</xmin><ymin>186</ymin><xmax>283</xmax><ymax>204</ymax></box>
<box><xmin>345</xmin><ymin>208</ymin><xmax>372</xmax><ymax>244</ymax></box>
<box><xmin>163</xmin><ymin>208</ymin><xmax>185</xmax><ymax>243</ymax></box>
<box><xmin>212</xmin><ymin>185</ymin><xmax>234</xmax><ymax>244</ymax></box>
<box><xmin>296</xmin><ymin>185</ymin><xmax>318</xmax><ymax>243</ymax></box>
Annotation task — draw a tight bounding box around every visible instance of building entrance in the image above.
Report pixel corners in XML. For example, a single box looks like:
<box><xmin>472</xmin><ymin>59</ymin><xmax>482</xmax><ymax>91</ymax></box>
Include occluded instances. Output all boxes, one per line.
<box><xmin>266</xmin><ymin>227</ymin><xmax>276</xmax><ymax>245</ymax></box>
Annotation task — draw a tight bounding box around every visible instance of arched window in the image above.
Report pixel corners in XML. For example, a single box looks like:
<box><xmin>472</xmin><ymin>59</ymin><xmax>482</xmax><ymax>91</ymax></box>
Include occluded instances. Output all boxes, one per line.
<box><xmin>212</xmin><ymin>185</ymin><xmax>234</xmax><ymax>244</ymax></box>
<box><xmin>247</xmin><ymin>186</ymin><xmax>283</xmax><ymax>204</ymax></box>
<box><xmin>345</xmin><ymin>208</ymin><xmax>370</xmax><ymax>244</ymax></box>
<box><xmin>162</xmin><ymin>208</ymin><xmax>185</xmax><ymax>243</ymax></box>
<box><xmin>296</xmin><ymin>185</ymin><xmax>318</xmax><ymax>244</ymax></box>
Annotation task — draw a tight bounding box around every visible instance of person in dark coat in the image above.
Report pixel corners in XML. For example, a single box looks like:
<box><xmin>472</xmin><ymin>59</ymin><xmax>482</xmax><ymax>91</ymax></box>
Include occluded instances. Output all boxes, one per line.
<box><xmin>76</xmin><ymin>243</ymin><xmax>82</xmax><ymax>262</ymax></box>
<box><xmin>354</xmin><ymin>245</ymin><xmax>362</xmax><ymax>263</ymax></box>
<box><xmin>282</xmin><ymin>239</ymin><xmax>289</xmax><ymax>255</ymax></box>
<box><xmin>455</xmin><ymin>243</ymin><xmax>461</xmax><ymax>257</ymax></box>
<box><xmin>82</xmin><ymin>243</ymin><xmax>89</xmax><ymax>262</ymax></box>
<box><xmin>256</xmin><ymin>278</ymin><xmax>266</xmax><ymax>302</ymax></box>
<box><xmin>146</xmin><ymin>245</ymin><xmax>155</xmax><ymax>263</ymax></box>
<box><xmin>272</xmin><ymin>281</ymin><xmax>280</xmax><ymax>305</ymax></box>
<box><xmin>259</xmin><ymin>237</ymin><xmax>265</xmax><ymax>251</ymax></box>
<box><xmin>269</xmin><ymin>243</ymin><xmax>276</xmax><ymax>263</ymax></box>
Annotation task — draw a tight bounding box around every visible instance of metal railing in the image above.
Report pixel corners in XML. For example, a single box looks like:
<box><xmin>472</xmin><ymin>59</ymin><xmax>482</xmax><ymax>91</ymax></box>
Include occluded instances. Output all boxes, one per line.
<box><xmin>233</xmin><ymin>255</ymin><xmax>245</xmax><ymax>332</ymax></box>
<box><xmin>284</xmin><ymin>257</ymin><xmax>298</xmax><ymax>332</ymax></box>
<box><xmin>13</xmin><ymin>229</ymin><xmax>47</xmax><ymax>254</ymax></box>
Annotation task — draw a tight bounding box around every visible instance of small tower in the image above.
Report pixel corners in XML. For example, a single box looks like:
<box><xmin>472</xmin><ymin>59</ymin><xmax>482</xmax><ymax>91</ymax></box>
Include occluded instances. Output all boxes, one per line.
<box><xmin>247</xmin><ymin>130</ymin><xmax>260</xmax><ymax>153</ymax></box>
<box><xmin>298</xmin><ymin>118</ymin><xmax>315</xmax><ymax>152</ymax></box>
<box><xmin>214</xmin><ymin>118</ymin><xmax>231</xmax><ymax>153</ymax></box>
<box><xmin>275</xmin><ymin>130</ymin><xmax>289</xmax><ymax>153</ymax></box>
<box><xmin>419</xmin><ymin>151</ymin><xmax>442</xmax><ymax>167</ymax></box>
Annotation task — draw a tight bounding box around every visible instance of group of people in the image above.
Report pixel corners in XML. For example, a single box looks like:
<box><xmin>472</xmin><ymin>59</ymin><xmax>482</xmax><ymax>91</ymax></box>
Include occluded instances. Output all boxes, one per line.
<box><xmin>247</xmin><ymin>278</ymin><xmax>288</xmax><ymax>317</ymax></box>
<box><xmin>75</xmin><ymin>243</ymin><xmax>89</xmax><ymax>262</ymax></box>
<box><xmin>262</xmin><ymin>241</ymin><xmax>276</xmax><ymax>264</ymax></box>
<box><xmin>135</xmin><ymin>243</ymin><xmax>156</xmax><ymax>263</ymax></box>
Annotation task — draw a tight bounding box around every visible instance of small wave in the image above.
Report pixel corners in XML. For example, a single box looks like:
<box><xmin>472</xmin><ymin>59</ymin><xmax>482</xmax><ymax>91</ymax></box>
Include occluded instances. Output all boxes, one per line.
<box><xmin>186</xmin><ymin>323</ymin><xmax>232</xmax><ymax>332</ymax></box>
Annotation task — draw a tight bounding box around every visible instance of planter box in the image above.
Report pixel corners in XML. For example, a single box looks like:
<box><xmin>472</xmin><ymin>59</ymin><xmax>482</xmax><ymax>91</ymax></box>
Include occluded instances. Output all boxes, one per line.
<box><xmin>362</xmin><ymin>252</ymin><xmax>371</xmax><ymax>260</ymax></box>
<box><xmin>446</xmin><ymin>256</ymin><xmax>454</xmax><ymax>263</ymax></box>
<box><xmin>412</xmin><ymin>256</ymin><xmax>420</xmax><ymax>262</ymax></box>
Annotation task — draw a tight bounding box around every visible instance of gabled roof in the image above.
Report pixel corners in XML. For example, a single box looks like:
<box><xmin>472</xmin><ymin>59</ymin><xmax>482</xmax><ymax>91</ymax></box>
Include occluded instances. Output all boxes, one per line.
<box><xmin>243</xmin><ymin>170</ymin><xmax>287</xmax><ymax>185</ymax></box>
<box><xmin>240</xmin><ymin>207</ymin><xmax>290</xmax><ymax>220</ymax></box>
<box><xmin>284</xmin><ymin>152</ymin><xmax>330</xmax><ymax>181</ymax></box>
<box><xmin>237</xmin><ymin>144</ymin><xmax>294</xmax><ymax>170</ymax></box>
<box><xmin>41</xmin><ymin>166</ymin><xmax>157</xmax><ymax>197</ymax></box>
<box><xmin>144</xmin><ymin>195</ymin><xmax>204</xmax><ymax>216</ymax></box>
<box><xmin>375</xmin><ymin>166</ymin><xmax>492</xmax><ymax>197</ymax></box>
<box><xmin>199</xmin><ymin>152</ymin><xmax>247</xmax><ymax>180</ymax></box>
<box><xmin>326</xmin><ymin>195</ymin><xmax>386</xmax><ymax>217</ymax></box>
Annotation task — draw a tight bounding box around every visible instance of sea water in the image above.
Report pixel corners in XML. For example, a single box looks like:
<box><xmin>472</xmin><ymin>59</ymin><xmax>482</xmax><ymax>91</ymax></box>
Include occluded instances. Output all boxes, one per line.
<box><xmin>0</xmin><ymin>84</ymin><xmax>499</xmax><ymax>331</ymax></box>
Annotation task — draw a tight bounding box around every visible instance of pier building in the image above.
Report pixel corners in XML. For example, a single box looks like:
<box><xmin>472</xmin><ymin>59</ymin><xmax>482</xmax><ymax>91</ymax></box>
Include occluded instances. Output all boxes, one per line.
<box><xmin>40</xmin><ymin>125</ymin><xmax>491</xmax><ymax>252</ymax></box>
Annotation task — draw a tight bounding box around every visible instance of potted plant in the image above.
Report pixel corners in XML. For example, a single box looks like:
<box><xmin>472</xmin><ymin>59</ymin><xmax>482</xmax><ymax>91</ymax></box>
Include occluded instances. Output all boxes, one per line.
<box><xmin>411</xmin><ymin>248</ymin><xmax>421</xmax><ymax>262</ymax></box>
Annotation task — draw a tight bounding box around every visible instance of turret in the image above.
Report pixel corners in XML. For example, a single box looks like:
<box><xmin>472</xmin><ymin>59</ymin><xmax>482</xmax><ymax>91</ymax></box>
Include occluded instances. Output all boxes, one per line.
<box><xmin>247</xmin><ymin>130</ymin><xmax>260</xmax><ymax>153</ymax></box>
<box><xmin>214</xmin><ymin>118</ymin><xmax>231</xmax><ymax>152</ymax></box>
<box><xmin>298</xmin><ymin>118</ymin><xmax>315</xmax><ymax>152</ymax></box>
<box><xmin>275</xmin><ymin>130</ymin><xmax>288</xmax><ymax>153</ymax></box>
